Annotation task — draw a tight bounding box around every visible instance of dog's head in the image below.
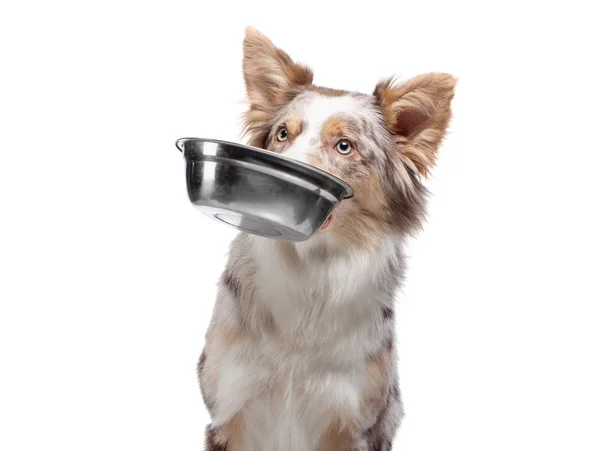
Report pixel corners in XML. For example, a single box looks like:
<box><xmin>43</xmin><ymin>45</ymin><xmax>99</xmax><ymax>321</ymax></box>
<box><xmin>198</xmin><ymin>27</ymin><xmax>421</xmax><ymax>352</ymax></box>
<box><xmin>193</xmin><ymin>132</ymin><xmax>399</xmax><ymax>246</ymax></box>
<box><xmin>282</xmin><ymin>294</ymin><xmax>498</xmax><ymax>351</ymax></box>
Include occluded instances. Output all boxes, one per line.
<box><xmin>242</xmin><ymin>27</ymin><xmax>456</xmax><ymax>248</ymax></box>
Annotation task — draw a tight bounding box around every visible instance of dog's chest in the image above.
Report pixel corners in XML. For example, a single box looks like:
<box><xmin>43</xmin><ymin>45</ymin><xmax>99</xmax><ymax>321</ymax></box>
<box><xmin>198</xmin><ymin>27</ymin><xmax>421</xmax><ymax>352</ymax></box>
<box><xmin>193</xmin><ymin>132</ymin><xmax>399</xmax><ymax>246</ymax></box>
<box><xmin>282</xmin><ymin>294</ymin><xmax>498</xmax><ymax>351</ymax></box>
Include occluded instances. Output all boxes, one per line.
<box><xmin>239</xmin><ymin>342</ymin><xmax>366</xmax><ymax>451</ymax></box>
<box><xmin>212</xmin><ymin>237</ymin><xmax>396</xmax><ymax>449</ymax></box>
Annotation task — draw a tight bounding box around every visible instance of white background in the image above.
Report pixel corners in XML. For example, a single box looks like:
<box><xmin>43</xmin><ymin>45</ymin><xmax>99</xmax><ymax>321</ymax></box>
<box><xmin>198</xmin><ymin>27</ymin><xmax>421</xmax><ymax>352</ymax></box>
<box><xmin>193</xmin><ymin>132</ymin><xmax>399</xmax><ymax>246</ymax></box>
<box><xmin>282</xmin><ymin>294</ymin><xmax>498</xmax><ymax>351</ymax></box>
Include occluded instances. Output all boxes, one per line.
<box><xmin>1</xmin><ymin>1</ymin><xmax>599</xmax><ymax>450</ymax></box>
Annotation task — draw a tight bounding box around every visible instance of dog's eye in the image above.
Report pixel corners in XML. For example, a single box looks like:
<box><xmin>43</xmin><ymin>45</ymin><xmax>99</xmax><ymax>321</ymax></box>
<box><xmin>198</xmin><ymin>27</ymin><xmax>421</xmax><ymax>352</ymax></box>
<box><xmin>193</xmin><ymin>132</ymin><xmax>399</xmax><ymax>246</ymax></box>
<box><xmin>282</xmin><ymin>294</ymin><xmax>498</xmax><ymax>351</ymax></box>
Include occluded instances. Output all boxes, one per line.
<box><xmin>336</xmin><ymin>140</ymin><xmax>352</xmax><ymax>155</ymax></box>
<box><xmin>277</xmin><ymin>128</ymin><xmax>288</xmax><ymax>142</ymax></box>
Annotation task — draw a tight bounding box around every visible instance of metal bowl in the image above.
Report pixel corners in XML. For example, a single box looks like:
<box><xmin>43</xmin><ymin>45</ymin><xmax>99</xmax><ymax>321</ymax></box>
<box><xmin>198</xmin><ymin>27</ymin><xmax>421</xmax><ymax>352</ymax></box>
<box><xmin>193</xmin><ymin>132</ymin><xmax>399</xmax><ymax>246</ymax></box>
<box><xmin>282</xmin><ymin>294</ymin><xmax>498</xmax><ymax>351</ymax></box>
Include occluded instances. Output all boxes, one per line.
<box><xmin>176</xmin><ymin>137</ymin><xmax>354</xmax><ymax>241</ymax></box>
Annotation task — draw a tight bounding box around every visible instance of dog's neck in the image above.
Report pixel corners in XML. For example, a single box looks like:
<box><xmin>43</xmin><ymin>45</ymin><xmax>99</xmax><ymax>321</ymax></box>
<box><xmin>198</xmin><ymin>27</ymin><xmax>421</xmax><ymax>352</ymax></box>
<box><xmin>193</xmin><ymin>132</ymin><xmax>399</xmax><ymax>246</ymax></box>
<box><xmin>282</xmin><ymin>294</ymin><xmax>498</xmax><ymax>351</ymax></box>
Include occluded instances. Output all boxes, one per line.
<box><xmin>248</xmin><ymin>233</ymin><xmax>403</xmax><ymax>351</ymax></box>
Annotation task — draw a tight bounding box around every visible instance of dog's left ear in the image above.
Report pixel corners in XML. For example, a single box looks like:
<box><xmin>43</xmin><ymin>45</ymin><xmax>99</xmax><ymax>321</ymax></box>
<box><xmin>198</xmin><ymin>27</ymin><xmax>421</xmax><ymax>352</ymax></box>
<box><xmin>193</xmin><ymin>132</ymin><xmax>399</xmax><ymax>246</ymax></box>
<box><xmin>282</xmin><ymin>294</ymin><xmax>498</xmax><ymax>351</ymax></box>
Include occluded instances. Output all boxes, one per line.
<box><xmin>374</xmin><ymin>73</ymin><xmax>456</xmax><ymax>176</ymax></box>
<box><xmin>242</xmin><ymin>27</ymin><xmax>313</xmax><ymax>148</ymax></box>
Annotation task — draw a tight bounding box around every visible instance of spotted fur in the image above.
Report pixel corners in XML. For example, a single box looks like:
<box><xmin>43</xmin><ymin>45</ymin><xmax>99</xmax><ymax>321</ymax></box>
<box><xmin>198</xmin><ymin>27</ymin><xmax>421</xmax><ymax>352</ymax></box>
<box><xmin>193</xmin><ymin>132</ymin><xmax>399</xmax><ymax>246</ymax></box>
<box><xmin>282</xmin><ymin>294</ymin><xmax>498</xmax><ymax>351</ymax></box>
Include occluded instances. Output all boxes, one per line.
<box><xmin>197</xmin><ymin>27</ymin><xmax>456</xmax><ymax>450</ymax></box>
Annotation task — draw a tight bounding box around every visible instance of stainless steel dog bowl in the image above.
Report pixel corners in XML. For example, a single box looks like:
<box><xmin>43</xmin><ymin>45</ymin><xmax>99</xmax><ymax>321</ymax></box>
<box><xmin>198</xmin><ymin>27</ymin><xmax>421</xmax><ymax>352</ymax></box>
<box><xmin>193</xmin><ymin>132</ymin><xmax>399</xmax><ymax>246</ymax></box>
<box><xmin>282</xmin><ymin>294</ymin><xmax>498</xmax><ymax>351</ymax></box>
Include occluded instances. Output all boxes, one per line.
<box><xmin>176</xmin><ymin>138</ymin><xmax>354</xmax><ymax>241</ymax></box>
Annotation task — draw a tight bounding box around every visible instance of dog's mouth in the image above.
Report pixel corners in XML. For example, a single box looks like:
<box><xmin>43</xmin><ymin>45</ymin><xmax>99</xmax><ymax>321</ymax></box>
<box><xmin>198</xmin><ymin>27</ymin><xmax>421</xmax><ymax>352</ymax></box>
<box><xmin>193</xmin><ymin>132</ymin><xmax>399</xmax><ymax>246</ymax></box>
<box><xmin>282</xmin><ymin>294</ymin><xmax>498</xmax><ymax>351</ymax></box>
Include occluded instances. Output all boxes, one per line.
<box><xmin>320</xmin><ymin>214</ymin><xmax>333</xmax><ymax>231</ymax></box>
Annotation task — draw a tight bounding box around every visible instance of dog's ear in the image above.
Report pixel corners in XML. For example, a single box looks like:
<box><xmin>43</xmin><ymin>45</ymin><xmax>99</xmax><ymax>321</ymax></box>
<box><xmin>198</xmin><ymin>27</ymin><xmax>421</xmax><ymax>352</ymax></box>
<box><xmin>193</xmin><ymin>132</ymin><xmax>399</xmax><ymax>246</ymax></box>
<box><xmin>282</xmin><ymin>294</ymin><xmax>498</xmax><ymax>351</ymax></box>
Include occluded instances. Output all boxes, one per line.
<box><xmin>374</xmin><ymin>73</ymin><xmax>456</xmax><ymax>176</ymax></box>
<box><xmin>242</xmin><ymin>27</ymin><xmax>313</xmax><ymax>148</ymax></box>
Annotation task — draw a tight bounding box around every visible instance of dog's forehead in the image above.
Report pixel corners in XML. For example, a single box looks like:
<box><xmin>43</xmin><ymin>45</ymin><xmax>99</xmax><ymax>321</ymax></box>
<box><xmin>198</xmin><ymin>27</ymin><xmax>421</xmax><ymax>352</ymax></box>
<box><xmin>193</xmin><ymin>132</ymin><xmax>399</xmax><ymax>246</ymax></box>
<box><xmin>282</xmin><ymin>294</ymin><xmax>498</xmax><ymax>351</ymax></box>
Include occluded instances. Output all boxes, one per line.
<box><xmin>284</xmin><ymin>92</ymin><xmax>375</xmax><ymax>128</ymax></box>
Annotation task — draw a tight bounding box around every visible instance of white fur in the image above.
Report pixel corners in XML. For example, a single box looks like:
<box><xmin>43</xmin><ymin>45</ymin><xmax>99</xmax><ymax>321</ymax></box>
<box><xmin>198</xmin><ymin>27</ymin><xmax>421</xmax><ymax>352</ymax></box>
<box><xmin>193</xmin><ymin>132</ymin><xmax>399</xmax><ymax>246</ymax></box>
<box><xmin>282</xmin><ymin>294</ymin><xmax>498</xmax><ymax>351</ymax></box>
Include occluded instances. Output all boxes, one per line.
<box><xmin>211</xmin><ymin>234</ymin><xmax>400</xmax><ymax>451</ymax></box>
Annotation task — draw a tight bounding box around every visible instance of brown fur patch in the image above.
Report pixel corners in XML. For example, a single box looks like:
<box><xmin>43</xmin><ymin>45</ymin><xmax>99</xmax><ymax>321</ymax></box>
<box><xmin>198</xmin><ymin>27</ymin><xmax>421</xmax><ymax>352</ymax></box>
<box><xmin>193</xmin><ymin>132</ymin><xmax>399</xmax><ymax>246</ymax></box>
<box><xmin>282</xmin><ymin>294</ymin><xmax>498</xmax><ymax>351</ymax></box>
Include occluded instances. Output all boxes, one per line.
<box><xmin>222</xmin><ymin>269</ymin><xmax>242</xmax><ymax>301</ymax></box>
<box><xmin>217</xmin><ymin>414</ymin><xmax>246</xmax><ymax>450</ymax></box>
<box><xmin>267</xmin><ymin>115</ymin><xmax>304</xmax><ymax>152</ymax></box>
<box><xmin>357</xmin><ymin>350</ymin><xmax>390</xmax><ymax>430</ymax></box>
<box><xmin>205</xmin><ymin>426</ymin><xmax>226</xmax><ymax>451</ymax></box>
<box><xmin>204</xmin><ymin>415</ymin><xmax>246</xmax><ymax>451</ymax></box>
<box><xmin>213</xmin><ymin>323</ymin><xmax>242</xmax><ymax>349</ymax></box>
<box><xmin>327</xmin><ymin>172</ymin><xmax>390</xmax><ymax>249</ymax></box>
<box><xmin>321</xmin><ymin>117</ymin><xmax>346</xmax><ymax>139</ymax></box>
<box><xmin>328</xmin><ymin>209</ymin><xmax>384</xmax><ymax>250</ymax></box>
<box><xmin>384</xmin><ymin>337</ymin><xmax>394</xmax><ymax>352</ymax></box>
<box><xmin>318</xmin><ymin>115</ymin><xmax>366</xmax><ymax>163</ymax></box>
<box><xmin>363</xmin><ymin>352</ymin><xmax>389</xmax><ymax>406</ymax></box>
<box><xmin>286</xmin><ymin>116</ymin><xmax>303</xmax><ymax>136</ymax></box>
<box><xmin>320</xmin><ymin>416</ymin><xmax>356</xmax><ymax>451</ymax></box>
<box><xmin>381</xmin><ymin>306</ymin><xmax>393</xmax><ymax>320</ymax></box>
<box><xmin>357</xmin><ymin>173</ymin><xmax>389</xmax><ymax>219</ymax></box>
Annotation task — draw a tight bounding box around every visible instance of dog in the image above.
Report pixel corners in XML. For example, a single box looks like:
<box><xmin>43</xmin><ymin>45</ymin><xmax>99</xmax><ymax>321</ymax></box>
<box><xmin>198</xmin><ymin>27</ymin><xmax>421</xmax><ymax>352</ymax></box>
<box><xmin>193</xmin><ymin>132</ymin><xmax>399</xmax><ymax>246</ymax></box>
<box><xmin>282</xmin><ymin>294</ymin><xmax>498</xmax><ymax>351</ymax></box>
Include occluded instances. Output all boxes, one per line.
<box><xmin>197</xmin><ymin>27</ymin><xmax>456</xmax><ymax>451</ymax></box>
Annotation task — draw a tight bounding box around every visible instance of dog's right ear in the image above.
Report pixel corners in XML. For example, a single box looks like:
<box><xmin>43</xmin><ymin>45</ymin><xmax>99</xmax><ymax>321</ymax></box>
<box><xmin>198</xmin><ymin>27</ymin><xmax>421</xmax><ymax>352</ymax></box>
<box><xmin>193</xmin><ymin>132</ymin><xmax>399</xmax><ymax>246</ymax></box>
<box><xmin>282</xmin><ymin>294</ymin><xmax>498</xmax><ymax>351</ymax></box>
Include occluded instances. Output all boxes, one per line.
<box><xmin>242</xmin><ymin>27</ymin><xmax>313</xmax><ymax>148</ymax></box>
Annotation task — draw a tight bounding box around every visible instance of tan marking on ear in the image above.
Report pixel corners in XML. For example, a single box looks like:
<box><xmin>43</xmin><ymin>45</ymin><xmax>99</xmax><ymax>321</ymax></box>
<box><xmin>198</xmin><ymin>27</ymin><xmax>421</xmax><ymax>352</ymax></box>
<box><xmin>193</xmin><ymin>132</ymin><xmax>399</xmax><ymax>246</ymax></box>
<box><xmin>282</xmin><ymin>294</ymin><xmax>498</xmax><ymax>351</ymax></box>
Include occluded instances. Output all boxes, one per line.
<box><xmin>374</xmin><ymin>73</ymin><xmax>457</xmax><ymax>176</ymax></box>
<box><xmin>243</xmin><ymin>27</ymin><xmax>313</xmax><ymax>93</ymax></box>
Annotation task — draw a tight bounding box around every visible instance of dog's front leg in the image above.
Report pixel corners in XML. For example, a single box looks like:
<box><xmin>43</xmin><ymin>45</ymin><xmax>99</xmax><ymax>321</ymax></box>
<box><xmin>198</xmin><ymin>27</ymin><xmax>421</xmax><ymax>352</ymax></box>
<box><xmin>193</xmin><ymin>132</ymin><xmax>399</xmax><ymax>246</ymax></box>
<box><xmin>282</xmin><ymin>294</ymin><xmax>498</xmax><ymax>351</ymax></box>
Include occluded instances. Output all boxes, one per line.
<box><xmin>198</xmin><ymin>324</ymin><xmax>268</xmax><ymax>451</ymax></box>
<box><xmin>204</xmin><ymin>413</ymin><xmax>246</xmax><ymax>451</ymax></box>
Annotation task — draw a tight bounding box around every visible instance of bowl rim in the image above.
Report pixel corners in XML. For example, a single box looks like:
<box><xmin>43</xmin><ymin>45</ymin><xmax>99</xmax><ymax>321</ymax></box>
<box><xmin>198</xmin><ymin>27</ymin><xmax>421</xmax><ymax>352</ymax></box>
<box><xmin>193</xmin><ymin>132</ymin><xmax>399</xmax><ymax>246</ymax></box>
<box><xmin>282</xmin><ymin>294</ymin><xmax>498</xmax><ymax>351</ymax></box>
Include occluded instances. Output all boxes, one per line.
<box><xmin>176</xmin><ymin>137</ymin><xmax>354</xmax><ymax>199</ymax></box>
